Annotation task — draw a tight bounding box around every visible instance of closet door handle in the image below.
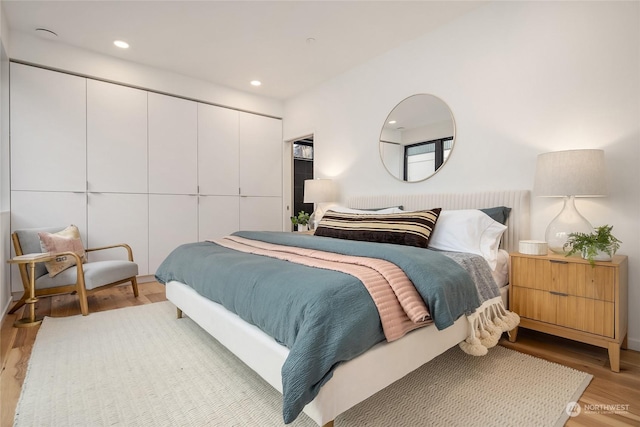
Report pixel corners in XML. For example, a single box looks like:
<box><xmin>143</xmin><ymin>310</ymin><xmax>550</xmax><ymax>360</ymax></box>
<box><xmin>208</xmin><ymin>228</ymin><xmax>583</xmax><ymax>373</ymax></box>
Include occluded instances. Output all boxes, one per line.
<box><xmin>550</xmin><ymin>260</ymin><xmax>568</xmax><ymax>264</ymax></box>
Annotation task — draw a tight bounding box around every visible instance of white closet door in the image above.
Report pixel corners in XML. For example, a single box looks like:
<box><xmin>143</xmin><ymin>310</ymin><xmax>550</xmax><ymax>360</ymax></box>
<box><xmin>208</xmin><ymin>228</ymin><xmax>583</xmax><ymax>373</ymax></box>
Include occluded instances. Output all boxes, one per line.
<box><xmin>87</xmin><ymin>80</ymin><xmax>148</xmax><ymax>193</ymax></box>
<box><xmin>10</xmin><ymin>191</ymin><xmax>88</xmax><ymax>238</ymax></box>
<box><xmin>239</xmin><ymin>113</ymin><xmax>282</xmax><ymax>197</ymax></box>
<box><xmin>87</xmin><ymin>193</ymin><xmax>149</xmax><ymax>275</ymax></box>
<box><xmin>10</xmin><ymin>63</ymin><xmax>86</xmax><ymax>192</ymax></box>
<box><xmin>239</xmin><ymin>197</ymin><xmax>283</xmax><ymax>232</ymax></box>
<box><xmin>148</xmin><ymin>194</ymin><xmax>198</xmax><ymax>273</ymax></box>
<box><xmin>199</xmin><ymin>195</ymin><xmax>240</xmax><ymax>240</ymax></box>
<box><xmin>148</xmin><ymin>93</ymin><xmax>197</xmax><ymax>195</ymax></box>
<box><xmin>10</xmin><ymin>191</ymin><xmax>87</xmax><ymax>291</ymax></box>
<box><xmin>197</xmin><ymin>104</ymin><xmax>239</xmax><ymax>196</ymax></box>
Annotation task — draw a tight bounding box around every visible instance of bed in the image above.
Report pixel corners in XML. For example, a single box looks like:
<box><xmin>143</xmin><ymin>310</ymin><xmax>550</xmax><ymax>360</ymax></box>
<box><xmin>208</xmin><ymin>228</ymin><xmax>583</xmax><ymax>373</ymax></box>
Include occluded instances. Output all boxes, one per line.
<box><xmin>157</xmin><ymin>190</ymin><xmax>530</xmax><ymax>426</ymax></box>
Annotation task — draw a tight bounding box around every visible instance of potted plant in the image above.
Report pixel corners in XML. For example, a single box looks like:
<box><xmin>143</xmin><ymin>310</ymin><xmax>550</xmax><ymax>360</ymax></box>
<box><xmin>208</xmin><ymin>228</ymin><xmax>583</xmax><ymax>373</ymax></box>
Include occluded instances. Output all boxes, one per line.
<box><xmin>290</xmin><ymin>211</ymin><xmax>311</xmax><ymax>232</ymax></box>
<box><xmin>564</xmin><ymin>225</ymin><xmax>621</xmax><ymax>266</ymax></box>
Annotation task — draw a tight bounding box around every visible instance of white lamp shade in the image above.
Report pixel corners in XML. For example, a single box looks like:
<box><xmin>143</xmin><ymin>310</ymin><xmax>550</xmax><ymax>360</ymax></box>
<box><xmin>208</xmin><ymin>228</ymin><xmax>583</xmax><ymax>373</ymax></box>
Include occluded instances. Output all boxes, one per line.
<box><xmin>533</xmin><ymin>149</ymin><xmax>607</xmax><ymax>197</ymax></box>
<box><xmin>304</xmin><ymin>179</ymin><xmax>336</xmax><ymax>203</ymax></box>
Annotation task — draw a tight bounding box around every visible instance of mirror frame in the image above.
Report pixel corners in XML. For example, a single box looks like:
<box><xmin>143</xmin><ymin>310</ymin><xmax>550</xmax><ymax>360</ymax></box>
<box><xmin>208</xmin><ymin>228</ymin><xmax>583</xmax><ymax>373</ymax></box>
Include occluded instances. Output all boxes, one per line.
<box><xmin>379</xmin><ymin>94</ymin><xmax>456</xmax><ymax>183</ymax></box>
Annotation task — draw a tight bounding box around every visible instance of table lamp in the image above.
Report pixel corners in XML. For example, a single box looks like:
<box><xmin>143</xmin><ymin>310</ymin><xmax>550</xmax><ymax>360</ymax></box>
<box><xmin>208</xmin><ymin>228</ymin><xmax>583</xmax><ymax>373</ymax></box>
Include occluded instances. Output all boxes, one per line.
<box><xmin>304</xmin><ymin>179</ymin><xmax>337</xmax><ymax>229</ymax></box>
<box><xmin>533</xmin><ymin>149</ymin><xmax>607</xmax><ymax>253</ymax></box>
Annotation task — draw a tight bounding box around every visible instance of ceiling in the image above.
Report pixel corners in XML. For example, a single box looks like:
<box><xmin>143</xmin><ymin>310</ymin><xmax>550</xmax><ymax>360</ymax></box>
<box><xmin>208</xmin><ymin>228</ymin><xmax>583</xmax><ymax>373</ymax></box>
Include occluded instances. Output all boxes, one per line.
<box><xmin>3</xmin><ymin>1</ymin><xmax>486</xmax><ymax>100</ymax></box>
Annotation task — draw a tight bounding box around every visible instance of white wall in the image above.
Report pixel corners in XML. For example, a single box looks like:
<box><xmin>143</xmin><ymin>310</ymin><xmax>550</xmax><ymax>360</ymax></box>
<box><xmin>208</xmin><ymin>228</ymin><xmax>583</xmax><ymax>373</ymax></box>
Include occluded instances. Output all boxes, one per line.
<box><xmin>402</xmin><ymin>120</ymin><xmax>453</xmax><ymax>145</ymax></box>
<box><xmin>0</xmin><ymin>2</ymin><xmax>12</xmax><ymax>318</ymax></box>
<box><xmin>283</xmin><ymin>2</ymin><xmax>640</xmax><ymax>350</ymax></box>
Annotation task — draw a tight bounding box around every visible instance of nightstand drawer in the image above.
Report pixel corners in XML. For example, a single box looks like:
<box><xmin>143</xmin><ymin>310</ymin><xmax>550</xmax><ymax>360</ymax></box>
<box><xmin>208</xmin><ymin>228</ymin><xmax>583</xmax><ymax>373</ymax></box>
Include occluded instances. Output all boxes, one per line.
<box><xmin>511</xmin><ymin>256</ymin><xmax>615</xmax><ymax>302</ymax></box>
<box><xmin>510</xmin><ymin>287</ymin><xmax>614</xmax><ymax>337</ymax></box>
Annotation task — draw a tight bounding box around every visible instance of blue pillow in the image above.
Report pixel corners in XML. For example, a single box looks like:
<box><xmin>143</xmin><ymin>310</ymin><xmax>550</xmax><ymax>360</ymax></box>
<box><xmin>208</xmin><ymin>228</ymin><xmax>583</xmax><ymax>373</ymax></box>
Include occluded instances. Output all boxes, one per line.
<box><xmin>479</xmin><ymin>206</ymin><xmax>511</xmax><ymax>225</ymax></box>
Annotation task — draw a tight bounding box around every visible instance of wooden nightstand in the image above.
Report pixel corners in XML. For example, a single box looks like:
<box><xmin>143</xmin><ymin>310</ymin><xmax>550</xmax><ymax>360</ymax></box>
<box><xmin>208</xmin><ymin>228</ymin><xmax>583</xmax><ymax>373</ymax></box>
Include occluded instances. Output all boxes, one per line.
<box><xmin>508</xmin><ymin>251</ymin><xmax>628</xmax><ymax>372</ymax></box>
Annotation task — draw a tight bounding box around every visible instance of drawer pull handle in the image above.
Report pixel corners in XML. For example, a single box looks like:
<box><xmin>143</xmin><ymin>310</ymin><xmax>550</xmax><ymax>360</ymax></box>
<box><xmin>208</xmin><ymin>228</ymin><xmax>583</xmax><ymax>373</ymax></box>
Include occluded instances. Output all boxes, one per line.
<box><xmin>550</xmin><ymin>260</ymin><xmax>568</xmax><ymax>264</ymax></box>
<box><xmin>550</xmin><ymin>291</ymin><xmax>568</xmax><ymax>297</ymax></box>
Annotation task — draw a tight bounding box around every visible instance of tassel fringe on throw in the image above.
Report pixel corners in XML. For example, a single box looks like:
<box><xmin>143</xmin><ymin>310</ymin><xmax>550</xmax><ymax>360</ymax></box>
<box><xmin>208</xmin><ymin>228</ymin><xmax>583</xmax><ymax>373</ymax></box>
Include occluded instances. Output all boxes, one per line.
<box><xmin>459</xmin><ymin>297</ymin><xmax>520</xmax><ymax>356</ymax></box>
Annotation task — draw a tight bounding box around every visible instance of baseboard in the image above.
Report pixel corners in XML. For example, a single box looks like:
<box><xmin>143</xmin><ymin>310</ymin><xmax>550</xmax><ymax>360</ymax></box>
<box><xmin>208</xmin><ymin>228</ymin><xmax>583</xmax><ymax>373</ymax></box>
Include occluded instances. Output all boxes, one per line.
<box><xmin>0</xmin><ymin>296</ymin><xmax>11</xmax><ymax>325</ymax></box>
<box><xmin>626</xmin><ymin>337</ymin><xmax>640</xmax><ymax>352</ymax></box>
<box><xmin>137</xmin><ymin>274</ymin><xmax>157</xmax><ymax>284</ymax></box>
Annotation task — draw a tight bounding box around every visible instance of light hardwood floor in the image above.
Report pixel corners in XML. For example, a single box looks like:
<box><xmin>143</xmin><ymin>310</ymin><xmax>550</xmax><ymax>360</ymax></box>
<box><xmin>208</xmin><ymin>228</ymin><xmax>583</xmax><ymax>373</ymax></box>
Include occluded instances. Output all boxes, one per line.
<box><xmin>1</xmin><ymin>281</ymin><xmax>639</xmax><ymax>427</ymax></box>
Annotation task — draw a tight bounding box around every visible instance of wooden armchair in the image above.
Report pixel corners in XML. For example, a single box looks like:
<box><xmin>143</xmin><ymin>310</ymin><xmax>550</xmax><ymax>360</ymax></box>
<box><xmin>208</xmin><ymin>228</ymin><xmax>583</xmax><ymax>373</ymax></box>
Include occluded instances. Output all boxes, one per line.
<box><xmin>9</xmin><ymin>226</ymin><xmax>139</xmax><ymax>316</ymax></box>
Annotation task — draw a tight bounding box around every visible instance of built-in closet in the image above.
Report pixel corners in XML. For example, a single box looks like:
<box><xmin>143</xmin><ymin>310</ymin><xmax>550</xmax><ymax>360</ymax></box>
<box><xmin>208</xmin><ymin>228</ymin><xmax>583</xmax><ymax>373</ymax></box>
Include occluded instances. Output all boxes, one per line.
<box><xmin>9</xmin><ymin>63</ymin><xmax>283</xmax><ymax>290</ymax></box>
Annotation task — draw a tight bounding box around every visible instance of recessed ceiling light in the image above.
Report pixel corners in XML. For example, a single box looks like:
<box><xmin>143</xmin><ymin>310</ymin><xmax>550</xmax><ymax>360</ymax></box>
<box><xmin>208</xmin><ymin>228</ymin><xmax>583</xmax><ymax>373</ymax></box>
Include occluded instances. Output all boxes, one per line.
<box><xmin>114</xmin><ymin>40</ymin><xmax>129</xmax><ymax>49</ymax></box>
<box><xmin>250</xmin><ymin>80</ymin><xmax>262</xmax><ymax>87</ymax></box>
<box><xmin>388</xmin><ymin>120</ymin><xmax>397</xmax><ymax>124</ymax></box>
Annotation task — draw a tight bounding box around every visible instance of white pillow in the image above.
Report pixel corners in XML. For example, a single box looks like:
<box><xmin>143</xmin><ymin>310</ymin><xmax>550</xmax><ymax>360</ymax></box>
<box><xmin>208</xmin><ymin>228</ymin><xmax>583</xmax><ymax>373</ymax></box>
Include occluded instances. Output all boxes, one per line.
<box><xmin>329</xmin><ymin>206</ymin><xmax>405</xmax><ymax>215</ymax></box>
<box><xmin>428</xmin><ymin>209</ymin><xmax>507</xmax><ymax>270</ymax></box>
<box><xmin>492</xmin><ymin>249</ymin><xmax>510</xmax><ymax>287</ymax></box>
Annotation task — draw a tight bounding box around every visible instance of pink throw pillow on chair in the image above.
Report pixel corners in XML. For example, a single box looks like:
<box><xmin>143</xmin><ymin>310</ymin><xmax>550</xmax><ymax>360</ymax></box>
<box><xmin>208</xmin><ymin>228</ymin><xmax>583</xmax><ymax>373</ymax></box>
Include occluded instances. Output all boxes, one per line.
<box><xmin>38</xmin><ymin>225</ymin><xmax>86</xmax><ymax>277</ymax></box>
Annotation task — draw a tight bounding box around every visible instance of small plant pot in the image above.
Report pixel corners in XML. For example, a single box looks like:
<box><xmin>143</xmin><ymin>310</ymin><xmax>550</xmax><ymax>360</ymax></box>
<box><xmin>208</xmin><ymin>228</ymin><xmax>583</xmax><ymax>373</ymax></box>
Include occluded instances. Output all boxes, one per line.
<box><xmin>297</xmin><ymin>224</ymin><xmax>309</xmax><ymax>232</ymax></box>
<box><xmin>581</xmin><ymin>247</ymin><xmax>614</xmax><ymax>262</ymax></box>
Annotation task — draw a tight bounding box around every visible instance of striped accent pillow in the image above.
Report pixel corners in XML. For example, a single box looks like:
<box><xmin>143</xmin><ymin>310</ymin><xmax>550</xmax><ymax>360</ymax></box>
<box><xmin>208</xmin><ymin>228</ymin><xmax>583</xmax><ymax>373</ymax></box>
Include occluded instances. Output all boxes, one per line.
<box><xmin>314</xmin><ymin>209</ymin><xmax>441</xmax><ymax>248</ymax></box>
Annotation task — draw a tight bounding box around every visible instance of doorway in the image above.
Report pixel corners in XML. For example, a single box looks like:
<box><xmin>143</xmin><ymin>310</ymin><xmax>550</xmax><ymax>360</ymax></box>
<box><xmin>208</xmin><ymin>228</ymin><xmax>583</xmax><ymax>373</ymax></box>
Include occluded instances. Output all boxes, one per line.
<box><xmin>292</xmin><ymin>136</ymin><xmax>314</xmax><ymax>222</ymax></box>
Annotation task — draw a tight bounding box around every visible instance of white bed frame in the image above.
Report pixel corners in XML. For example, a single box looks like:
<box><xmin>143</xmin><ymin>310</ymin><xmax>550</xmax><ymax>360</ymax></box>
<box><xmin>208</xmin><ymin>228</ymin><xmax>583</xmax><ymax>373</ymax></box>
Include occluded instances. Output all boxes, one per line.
<box><xmin>166</xmin><ymin>190</ymin><xmax>530</xmax><ymax>426</ymax></box>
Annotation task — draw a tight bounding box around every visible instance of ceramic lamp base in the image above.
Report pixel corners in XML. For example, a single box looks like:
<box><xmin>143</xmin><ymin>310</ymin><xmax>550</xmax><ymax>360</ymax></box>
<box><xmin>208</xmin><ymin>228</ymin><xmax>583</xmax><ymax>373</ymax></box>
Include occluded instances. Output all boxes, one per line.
<box><xmin>546</xmin><ymin>195</ymin><xmax>593</xmax><ymax>254</ymax></box>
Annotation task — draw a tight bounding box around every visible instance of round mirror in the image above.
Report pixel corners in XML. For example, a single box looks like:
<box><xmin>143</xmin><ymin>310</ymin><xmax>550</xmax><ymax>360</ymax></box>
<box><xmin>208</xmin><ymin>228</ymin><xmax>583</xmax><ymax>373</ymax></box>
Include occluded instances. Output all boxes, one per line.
<box><xmin>379</xmin><ymin>94</ymin><xmax>456</xmax><ymax>182</ymax></box>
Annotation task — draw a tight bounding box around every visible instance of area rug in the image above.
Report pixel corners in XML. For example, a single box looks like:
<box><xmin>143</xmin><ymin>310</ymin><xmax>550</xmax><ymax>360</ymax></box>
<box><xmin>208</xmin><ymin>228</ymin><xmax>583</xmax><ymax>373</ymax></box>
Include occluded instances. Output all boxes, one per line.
<box><xmin>15</xmin><ymin>301</ymin><xmax>592</xmax><ymax>427</ymax></box>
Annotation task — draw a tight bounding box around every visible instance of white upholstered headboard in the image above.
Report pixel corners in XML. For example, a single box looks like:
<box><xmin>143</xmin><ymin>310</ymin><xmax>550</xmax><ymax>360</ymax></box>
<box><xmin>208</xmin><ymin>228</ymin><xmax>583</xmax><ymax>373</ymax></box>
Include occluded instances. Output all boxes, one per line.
<box><xmin>346</xmin><ymin>190</ymin><xmax>531</xmax><ymax>254</ymax></box>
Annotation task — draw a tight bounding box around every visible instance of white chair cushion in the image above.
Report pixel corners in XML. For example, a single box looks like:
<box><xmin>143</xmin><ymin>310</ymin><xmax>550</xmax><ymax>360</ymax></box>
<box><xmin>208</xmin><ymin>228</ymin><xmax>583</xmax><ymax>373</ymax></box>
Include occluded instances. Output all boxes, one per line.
<box><xmin>36</xmin><ymin>260</ymin><xmax>138</xmax><ymax>290</ymax></box>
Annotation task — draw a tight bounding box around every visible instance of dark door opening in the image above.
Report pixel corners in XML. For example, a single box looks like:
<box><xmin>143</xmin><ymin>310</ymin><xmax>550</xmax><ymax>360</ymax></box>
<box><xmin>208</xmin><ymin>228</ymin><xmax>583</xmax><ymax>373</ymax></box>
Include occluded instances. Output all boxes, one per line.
<box><xmin>292</xmin><ymin>137</ymin><xmax>314</xmax><ymax>224</ymax></box>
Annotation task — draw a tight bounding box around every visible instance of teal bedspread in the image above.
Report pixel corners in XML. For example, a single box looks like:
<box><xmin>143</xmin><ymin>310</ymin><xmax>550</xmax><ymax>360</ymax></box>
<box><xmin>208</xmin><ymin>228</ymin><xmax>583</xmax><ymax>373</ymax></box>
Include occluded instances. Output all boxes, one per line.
<box><xmin>155</xmin><ymin>231</ymin><xmax>481</xmax><ymax>423</ymax></box>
